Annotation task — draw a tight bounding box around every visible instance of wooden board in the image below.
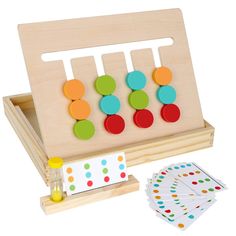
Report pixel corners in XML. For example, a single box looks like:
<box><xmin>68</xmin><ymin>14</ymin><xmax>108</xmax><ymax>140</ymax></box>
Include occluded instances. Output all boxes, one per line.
<box><xmin>40</xmin><ymin>175</ymin><xmax>139</xmax><ymax>214</ymax></box>
<box><xmin>18</xmin><ymin>9</ymin><xmax>205</xmax><ymax>158</ymax></box>
<box><xmin>3</xmin><ymin>94</ymin><xmax>214</xmax><ymax>186</ymax></box>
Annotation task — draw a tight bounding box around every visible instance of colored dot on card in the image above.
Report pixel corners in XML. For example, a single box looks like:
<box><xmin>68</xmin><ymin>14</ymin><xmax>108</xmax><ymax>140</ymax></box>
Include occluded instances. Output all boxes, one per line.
<box><xmin>202</xmin><ymin>190</ymin><xmax>208</xmax><ymax>194</ymax></box>
<box><xmin>85</xmin><ymin>172</ymin><xmax>92</xmax><ymax>178</ymax></box>
<box><xmin>180</xmin><ymin>165</ymin><xmax>185</xmax><ymax>168</ymax></box>
<box><xmin>198</xmin><ymin>180</ymin><xmax>204</xmax><ymax>183</ymax></box>
<box><xmin>170</xmin><ymin>190</ymin><xmax>176</xmax><ymax>193</ymax></box>
<box><xmin>119</xmin><ymin>164</ymin><xmax>125</xmax><ymax>170</ymax></box>
<box><xmin>118</xmin><ymin>156</ymin><xmax>123</xmax><ymax>162</ymax></box>
<box><xmin>103</xmin><ymin>168</ymin><xmax>108</xmax><ymax>174</ymax></box>
<box><xmin>120</xmin><ymin>172</ymin><xmax>126</xmax><ymax>178</ymax></box>
<box><xmin>208</xmin><ymin>188</ymin><xmax>214</xmax><ymax>192</ymax></box>
<box><xmin>87</xmin><ymin>180</ymin><xmax>93</xmax><ymax>187</ymax></box>
<box><xmin>189</xmin><ymin>172</ymin><xmax>194</xmax><ymax>175</ymax></box>
<box><xmin>169</xmin><ymin>214</ymin><xmax>175</xmax><ymax>218</ymax></box>
<box><xmin>192</xmin><ymin>181</ymin><xmax>198</xmax><ymax>185</ymax></box>
<box><xmin>174</xmin><ymin>199</ymin><xmax>179</xmax><ymax>202</ymax></box>
<box><xmin>178</xmin><ymin>223</ymin><xmax>185</xmax><ymax>229</ymax></box>
<box><xmin>104</xmin><ymin>176</ymin><xmax>110</xmax><ymax>182</ymax></box>
<box><xmin>161</xmin><ymin>172</ymin><xmax>166</xmax><ymax>175</ymax></box>
<box><xmin>195</xmin><ymin>170</ymin><xmax>201</xmax><ymax>174</ymax></box>
<box><xmin>174</xmin><ymin>166</ymin><xmax>179</xmax><ymax>169</ymax></box>
<box><xmin>68</xmin><ymin>176</ymin><xmax>74</xmax><ymax>182</ymax></box>
<box><xmin>159</xmin><ymin>205</ymin><xmax>165</xmax><ymax>209</ymax></box>
<box><xmin>153</xmin><ymin>190</ymin><xmax>159</xmax><ymax>193</ymax></box>
<box><xmin>172</xmin><ymin>194</ymin><xmax>177</xmax><ymax>198</ymax></box>
<box><xmin>168</xmin><ymin>167</ymin><xmax>172</xmax><ymax>170</ymax></box>
<box><xmin>101</xmin><ymin>159</ymin><xmax>107</xmax><ymax>166</ymax></box>
<box><xmin>70</xmin><ymin>185</ymin><xmax>75</xmax><ymax>191</ymax></box>
<box><xmin>215</xmin><ymin>186</ymin><xmax>221</xmax><ymax>190</ymax></box>
<box><xmin>159</xmin><ymin>175</ymin><xmax>164</xmax><ymax>179</ymax></box>
<box><xmin>157</xmin><ymin>201</ymin><xmax>164</xmax><ymax>205</ymax></box>
<box><xmin>186</xmin><ymin>163</ymin><xmax>192</xmax><ymax>167</ymax></box>
<box><xmin>155</xmin><ymin>196</ymin><xmax>161</xmax><ymax>199</ymax></box>
<box><xmin>66</xmin><ymin>167</ymin><xmax>72</xmax><ymax>174</ymax></box>
<box><xmin>154</xmin><ymin>184</ymin><xmax>159</xmax><ymax>187</ymax></box>
<box><xmin>165</xmin><ymin>209</ymin><xmax>171</xmax><ymax>213</ymax></box>
<box><xmin>157</xmin><ymin>179</ymin><xmax>162</xmax><ymax>183</ymax></box>
<box><xmin>84</xmin><ymin>163</ymin><xmax>90</xmax><ymax>169</ymax></box>
<box><xmin>205</xmin><ymin>178</ymin><xmax>210</xmax><ymax>182</ymax></box>
<box><xmin>126</xmin><ymin>70</ymin><xmax>147</xmax><ymax>90</ymax></box>
<box><xmin>188</xmin><ymin>215</ymin><xmax>194</xmax><ymax>219</ymax></box>
<box><xmin>183</xmin><ymin>173</ymin><xmax>188</xmax><ymax>177</ymax></box>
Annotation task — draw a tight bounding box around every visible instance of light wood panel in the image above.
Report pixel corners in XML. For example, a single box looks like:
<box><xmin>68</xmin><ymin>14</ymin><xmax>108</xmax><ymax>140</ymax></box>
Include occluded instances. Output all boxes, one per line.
<box><xmin>19</xmin><ymin>9</ymin><xmax>204</xmax><ymax>158</ymax></box>
<box><xmin>18</xmin><ymin>9</ymin><xmax>204</xmax><ymax>158</ymax></box>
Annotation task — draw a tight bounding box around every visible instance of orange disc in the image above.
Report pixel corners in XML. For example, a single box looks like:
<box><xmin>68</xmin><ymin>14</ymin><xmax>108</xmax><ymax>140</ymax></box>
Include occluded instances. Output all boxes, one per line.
<box><xmin>69</xmin><ymin>99</ymin><xmax>91</xmax><ymax>120</ymax></box>
<box><xmin>152</xmin><ymin>67</ymin><xmax>172</xmax><ymax>85</ymax></box>
<box><xmin>63</xmin><ymin>79</ymin><xmax>85</xmax><ymax>100</ymax></box>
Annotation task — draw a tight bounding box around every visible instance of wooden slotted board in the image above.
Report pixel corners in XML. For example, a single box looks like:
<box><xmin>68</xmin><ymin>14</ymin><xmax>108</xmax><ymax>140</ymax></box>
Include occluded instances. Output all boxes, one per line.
<box><xmin>18</xmin><ymin>9</ymin><xmax>204</xmax><ymax>158</ymax></box>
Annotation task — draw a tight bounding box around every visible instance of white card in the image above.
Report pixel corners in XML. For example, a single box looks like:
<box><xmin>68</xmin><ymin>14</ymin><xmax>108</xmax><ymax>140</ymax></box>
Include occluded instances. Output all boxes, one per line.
<box><xmin>63</xmin><ymin>152</ymin><xmax>128</xmax><ymax>195</ymax></box>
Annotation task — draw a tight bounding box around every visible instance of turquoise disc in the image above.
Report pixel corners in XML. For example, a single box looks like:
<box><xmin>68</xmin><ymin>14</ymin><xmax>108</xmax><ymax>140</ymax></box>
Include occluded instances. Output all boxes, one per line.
<box><xmin>156</xmin><ymin>85</ymin><xmax>176</xmax><ymax>104</ymax></box>
<box><xmin>99</xmin><ymin>95</ymin><xmax>121</xmax><ymax>115</ymax></box>
<box><xmin>126</xmin><ymin>70</ymin><xmax>147</xmax><ymax>90</ymax></box>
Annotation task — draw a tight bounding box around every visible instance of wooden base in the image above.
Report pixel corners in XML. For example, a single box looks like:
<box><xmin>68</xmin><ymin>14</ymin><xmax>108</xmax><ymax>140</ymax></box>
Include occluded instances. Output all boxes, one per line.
<box><xmin>40</xmin><ymin>175</ymin><xmax>139</xmax><ymax>214</ymax></box>
<box><xmin>3</xmin><ymin>93</ymin><xmax>214</xmax><ymax>186</ymax></box>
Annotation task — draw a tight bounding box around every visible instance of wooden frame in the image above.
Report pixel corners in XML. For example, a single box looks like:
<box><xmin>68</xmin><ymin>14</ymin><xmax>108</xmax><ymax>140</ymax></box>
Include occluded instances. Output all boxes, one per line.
<box><xmin>3</xmin><ymin>9</ymin><xmax>215</xmax><ymax>214</ymax></box>
<box><xmin>3</xmin><ymin>93</ymin><xmax>214</xmax><ymax>187</ymax></box>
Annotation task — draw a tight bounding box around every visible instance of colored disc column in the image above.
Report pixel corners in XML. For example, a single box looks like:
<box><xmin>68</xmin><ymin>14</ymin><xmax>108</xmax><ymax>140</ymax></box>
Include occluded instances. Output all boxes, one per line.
<box><xmin>95</xmin><ymin>75</ymin><xmax>125</xmax><ymax>134</ymax></box>
<box><xmin>152</xmin><ymin>67</ymin><xmax>181</xmax><ymax>122</ymax></box>
<box><xmin>63</xmin><ymin>79</ymin><xmax>95</xmax><ymax>140</ymax></box>
<box><xmin>126</xmin><ymin>70</ymin><xmax>154</xmax><ymax>128</ymax></box>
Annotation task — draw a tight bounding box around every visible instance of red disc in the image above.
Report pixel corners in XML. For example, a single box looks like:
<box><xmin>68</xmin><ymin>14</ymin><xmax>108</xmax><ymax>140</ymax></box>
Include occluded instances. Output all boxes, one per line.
<box><xmin>133</xmin><ymin>109</ymin><xmax>154</xmax><ymax>128</ymax></box>
<box><xmin>161</xmin><ymin>104</ymin><xmax>180</xmax><ymax>122</ymax></box>
<box><xmin>104</xmin><ymin>115</ymin><xmax>125</xmax><ymax>134</ymax></box>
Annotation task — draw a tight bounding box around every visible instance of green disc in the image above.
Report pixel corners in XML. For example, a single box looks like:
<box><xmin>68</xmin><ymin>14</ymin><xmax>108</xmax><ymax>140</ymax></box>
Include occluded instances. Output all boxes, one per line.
<box><xmin>128</xmin><ymin>90</ymin><xmax>149</xmax><ymax>110</ymax></box>
<box><xmin>73</xmin><ymin>120</ymin><xmax>95</xmax><ymax>140</ymax></box>
<box><xmin>95</xmin><ymin>75</ymin><xmax>116</xmax><ymax>95</ymax></box>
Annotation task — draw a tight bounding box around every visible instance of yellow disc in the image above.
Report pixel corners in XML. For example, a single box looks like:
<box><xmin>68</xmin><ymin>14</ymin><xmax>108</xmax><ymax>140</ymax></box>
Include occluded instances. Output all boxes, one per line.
<box><xmin>152</xmin><ymin>67</ymin><xmax>172</xmax><ymax>85</ymax></box>
<box><xmin>48</xmin><ymin>157</ymin><xmax>63</xmax><ymax>169</ymax></box>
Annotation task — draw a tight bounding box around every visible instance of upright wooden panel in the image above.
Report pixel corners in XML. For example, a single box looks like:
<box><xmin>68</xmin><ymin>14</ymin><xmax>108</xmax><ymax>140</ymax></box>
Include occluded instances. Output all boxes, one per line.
<box><xmin>18</xmin><ymin>9</ymin><xmax>204</xmax><ymax>158</ymax></box>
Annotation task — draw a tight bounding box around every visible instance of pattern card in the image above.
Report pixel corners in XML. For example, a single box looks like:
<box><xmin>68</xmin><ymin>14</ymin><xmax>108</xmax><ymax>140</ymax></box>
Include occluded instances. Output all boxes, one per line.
<box><xmin>63</xmin><ymin>152</ymin><xmax>128</xmax><ymax>195</ymax></box>
<box><xmin>146</xmin><ymin>162</ymin><xmax>226</xmax><ymax>230</ymax></box>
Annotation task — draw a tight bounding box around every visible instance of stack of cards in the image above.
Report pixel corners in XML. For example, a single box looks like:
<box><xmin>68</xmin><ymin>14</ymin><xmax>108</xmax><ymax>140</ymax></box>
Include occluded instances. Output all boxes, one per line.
<box><xmin>146</xmin><ymin>162</ymin><xmax>226</xmax><ymax>230</ymax></box>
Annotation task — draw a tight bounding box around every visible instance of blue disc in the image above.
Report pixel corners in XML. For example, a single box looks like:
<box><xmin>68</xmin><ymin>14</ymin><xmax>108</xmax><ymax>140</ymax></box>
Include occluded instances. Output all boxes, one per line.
<box><xmin>126</xmin><ymin>70</ymin><xmax>147</xmax><ymax>90</ymax></box>
<box><xmin>99</xmin><ymin>95</ymin><xmax>121</xmax><ymax>115</ymax></box>
<box><xmin>156</xmin><ymin>85</ymin><xmax>176</xmax><ymax>104</ymax></box>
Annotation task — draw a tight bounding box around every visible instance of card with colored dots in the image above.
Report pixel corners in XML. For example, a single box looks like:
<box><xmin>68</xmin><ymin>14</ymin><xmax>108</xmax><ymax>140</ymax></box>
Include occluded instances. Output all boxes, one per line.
<box><xmin>63</xmin><ymin>152</ymin><xmax>128</xmax><ymax>195</ymax></box>
<box><xmin>146</xmin><ymin>162</ymin><xmax>226</xmax><ymax>230</ymax></box>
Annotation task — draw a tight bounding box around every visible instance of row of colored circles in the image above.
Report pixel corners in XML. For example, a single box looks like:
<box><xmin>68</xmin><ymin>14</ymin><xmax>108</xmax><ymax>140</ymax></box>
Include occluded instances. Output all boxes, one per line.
<box><xmin>181</xmin><ymin>171</ymin><xmax>202</xmax><ymax>177</ymax></box>
<box><xmin>152</xmin><ymin>67</ymin><xmax>180</xmax><ymax>123</ymax></box>
<box><xmin>126</xmin><ymin>71</ymin><xmax>154</xmax><ymax>128</ymax></box>
<box><xmin>66</xmin><ymin>167</ymin><xmax>76</xmax><ymax>191</ymax></box>
<box><xmin>95</xmin><ymin>75</ymin><xmax>125</xmax><ymax>134</ymax></box>
<box><xmin>63</xmin><ymin>79</ymin><xmax>95</xmax><ymax>140</ymax></box>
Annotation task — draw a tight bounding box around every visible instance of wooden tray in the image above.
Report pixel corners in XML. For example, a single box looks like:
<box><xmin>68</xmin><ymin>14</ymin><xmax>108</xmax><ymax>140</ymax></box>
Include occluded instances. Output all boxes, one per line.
<box><xmin>3</xmin><ymin>93</ymin><xmax>214</xmax><ymax>186</ymax></box>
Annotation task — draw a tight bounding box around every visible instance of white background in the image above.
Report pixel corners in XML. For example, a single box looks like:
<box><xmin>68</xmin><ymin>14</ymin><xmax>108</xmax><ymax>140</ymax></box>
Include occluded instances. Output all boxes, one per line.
<box><xmin>0</xmin><ymin>0</ymin><xmax>235</xmax><ymax>235</ymax></box>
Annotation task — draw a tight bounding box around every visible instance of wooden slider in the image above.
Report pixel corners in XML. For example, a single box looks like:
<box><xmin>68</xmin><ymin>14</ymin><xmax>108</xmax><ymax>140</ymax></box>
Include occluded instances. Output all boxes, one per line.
<box><xmin>40</xmin><ymin>175</ymin><xmax>139</xmax><ymax>214</ymax></box>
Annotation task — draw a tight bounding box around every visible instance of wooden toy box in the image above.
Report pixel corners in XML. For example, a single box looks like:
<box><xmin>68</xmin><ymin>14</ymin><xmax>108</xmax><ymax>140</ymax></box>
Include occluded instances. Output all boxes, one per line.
<box><xmin>3</xmin><ymin>9</ymin><xmax>214</xmax><ymax>214</ymax></box>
